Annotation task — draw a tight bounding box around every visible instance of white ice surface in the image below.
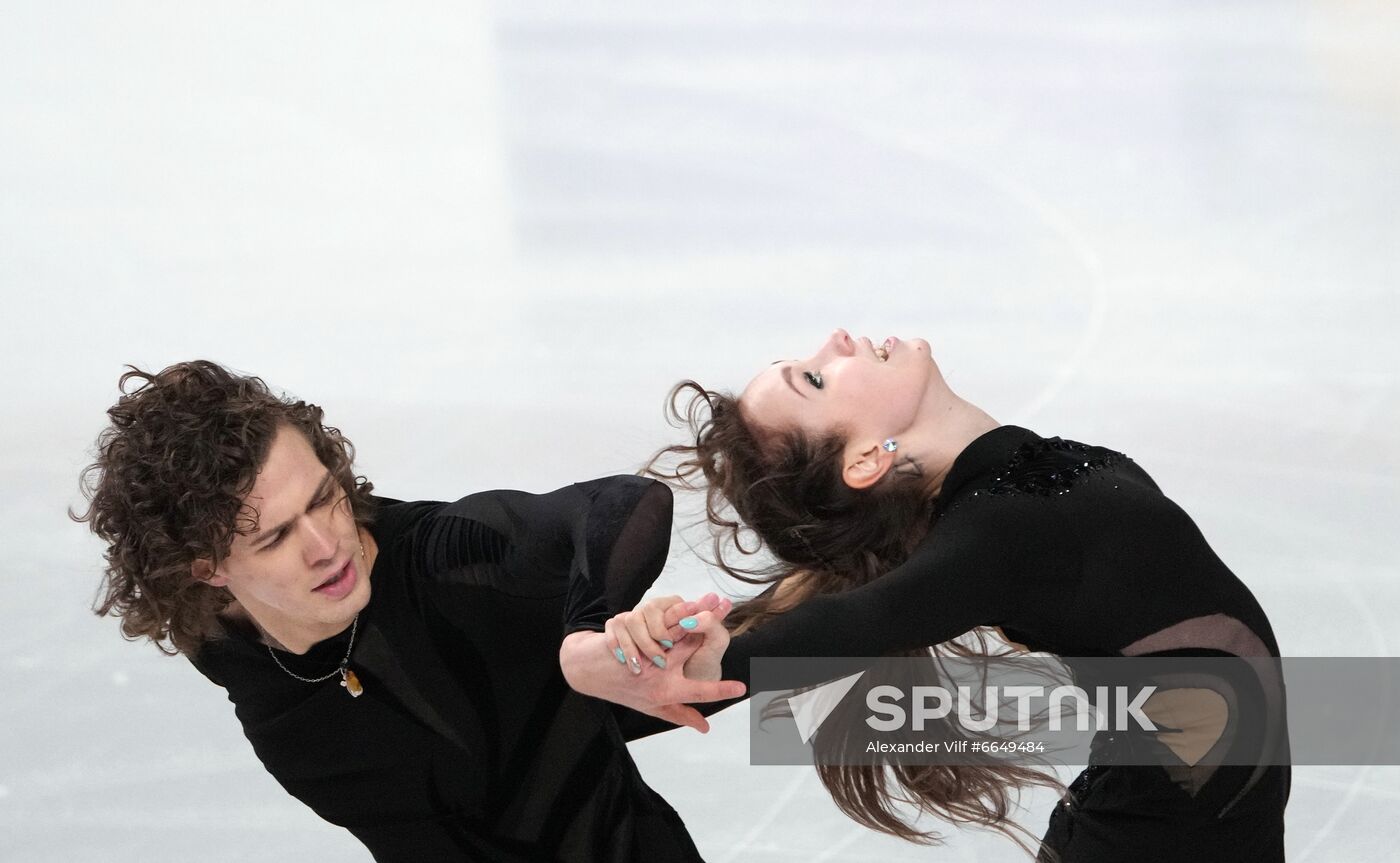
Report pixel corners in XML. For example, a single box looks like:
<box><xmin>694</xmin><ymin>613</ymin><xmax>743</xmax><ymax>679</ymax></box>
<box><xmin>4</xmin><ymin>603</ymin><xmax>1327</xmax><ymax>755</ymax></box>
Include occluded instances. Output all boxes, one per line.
<box><xmin>2</xmin><ymin>2</ymin><xmax>1398</xmax><ymax>860</ymax></box>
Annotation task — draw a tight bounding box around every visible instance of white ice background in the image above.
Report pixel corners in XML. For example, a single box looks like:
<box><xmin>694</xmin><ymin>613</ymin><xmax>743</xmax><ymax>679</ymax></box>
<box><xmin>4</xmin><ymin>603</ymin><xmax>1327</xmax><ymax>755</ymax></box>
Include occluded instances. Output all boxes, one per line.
<box><xmin>2</xmin><ymin>2</ymin><xmax>1398</xmax><ymax>860</ymax></box>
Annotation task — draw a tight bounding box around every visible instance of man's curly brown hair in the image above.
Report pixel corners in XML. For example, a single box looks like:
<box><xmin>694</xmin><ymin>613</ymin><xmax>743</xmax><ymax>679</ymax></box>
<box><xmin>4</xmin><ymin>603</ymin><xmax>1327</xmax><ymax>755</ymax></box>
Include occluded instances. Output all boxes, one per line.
<box><xmin>72</xmin><ymin>360</ymin><xmax>376</xmax><ymax>658</ymax></box>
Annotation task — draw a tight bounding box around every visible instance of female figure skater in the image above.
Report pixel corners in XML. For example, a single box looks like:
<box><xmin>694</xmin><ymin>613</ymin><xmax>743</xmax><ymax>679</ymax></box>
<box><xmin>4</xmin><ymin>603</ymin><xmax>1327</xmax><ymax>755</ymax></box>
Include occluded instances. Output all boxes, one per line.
<box><xmin>564</xmin><ymin>328</ymin><xmax>1290</xmax><ymax>862</ymax></box>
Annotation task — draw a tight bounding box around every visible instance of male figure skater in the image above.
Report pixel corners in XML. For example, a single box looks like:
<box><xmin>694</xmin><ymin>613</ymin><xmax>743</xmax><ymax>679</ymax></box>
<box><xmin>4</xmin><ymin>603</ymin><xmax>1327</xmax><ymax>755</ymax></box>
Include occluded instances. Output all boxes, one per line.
<box><xmin>75</xmin><ymin>360</ymin><xmax>743</xmax><ymax>862</ymax></box>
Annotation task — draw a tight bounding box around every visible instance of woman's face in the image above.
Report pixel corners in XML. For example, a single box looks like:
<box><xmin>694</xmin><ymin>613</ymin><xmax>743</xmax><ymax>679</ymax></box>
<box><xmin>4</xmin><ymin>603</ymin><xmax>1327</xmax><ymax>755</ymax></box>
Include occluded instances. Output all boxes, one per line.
<box><xmin>739</xmin><ymin>328</ymin><xmax>938</xmax><ymax>443</ymax></box>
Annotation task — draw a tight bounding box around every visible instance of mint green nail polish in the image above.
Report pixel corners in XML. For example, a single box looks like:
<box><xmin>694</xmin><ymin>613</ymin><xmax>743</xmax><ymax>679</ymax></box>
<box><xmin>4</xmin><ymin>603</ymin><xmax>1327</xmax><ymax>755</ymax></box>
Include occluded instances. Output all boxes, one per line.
<box><xmin>652</xmin><ymin>655</ymin><xmax>666</xmax><ymax>669</ymax></box>
<box><xmin>614</xmin><ymin>647</ymin><xmax>627</xmax><ymax>664</ymax></box>
<box><xmin>679</xmin><ymin>616</ymin><xmax>697</xmax><ymax>630</ymax></box>
<box><xmin>659</xmin><ymin>639</ymin><xmax>674</xmax><ymax>649</ymax></box>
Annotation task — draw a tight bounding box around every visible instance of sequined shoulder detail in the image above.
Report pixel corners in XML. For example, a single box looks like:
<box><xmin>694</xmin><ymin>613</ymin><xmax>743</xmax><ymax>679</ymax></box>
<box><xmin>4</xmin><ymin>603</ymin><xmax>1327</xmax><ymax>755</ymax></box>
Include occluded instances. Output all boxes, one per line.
<box><xmin>984</xmin><ymin>436</ymin><xmax>1125</xmax><ymax>498</ymax></box>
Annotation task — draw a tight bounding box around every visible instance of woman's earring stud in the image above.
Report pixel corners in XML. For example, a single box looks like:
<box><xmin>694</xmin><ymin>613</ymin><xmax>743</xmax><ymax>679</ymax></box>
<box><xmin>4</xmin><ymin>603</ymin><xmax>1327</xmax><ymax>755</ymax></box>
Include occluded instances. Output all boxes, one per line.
<box><xmin>882</xmin><ymin>439</ymin><xmax>898</xmax><ymax>452</ymax></box>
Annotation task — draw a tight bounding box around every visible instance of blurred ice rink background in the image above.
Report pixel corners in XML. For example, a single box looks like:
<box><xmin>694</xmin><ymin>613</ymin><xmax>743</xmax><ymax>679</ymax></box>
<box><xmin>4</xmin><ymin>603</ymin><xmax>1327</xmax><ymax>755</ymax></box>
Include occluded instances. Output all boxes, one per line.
<box><xmin>3</xmin><ymin>1</ymin><xmax>1398</xmax><ymax>860</ymax></box>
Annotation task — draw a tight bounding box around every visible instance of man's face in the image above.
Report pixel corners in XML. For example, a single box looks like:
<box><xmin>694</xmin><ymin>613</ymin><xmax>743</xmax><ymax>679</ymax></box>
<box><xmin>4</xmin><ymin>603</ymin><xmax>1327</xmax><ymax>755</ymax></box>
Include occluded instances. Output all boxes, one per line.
<box><xmin>202</xmin><ymin>424</ymin><xmax>370</xmax><ymax>643</ymax></box>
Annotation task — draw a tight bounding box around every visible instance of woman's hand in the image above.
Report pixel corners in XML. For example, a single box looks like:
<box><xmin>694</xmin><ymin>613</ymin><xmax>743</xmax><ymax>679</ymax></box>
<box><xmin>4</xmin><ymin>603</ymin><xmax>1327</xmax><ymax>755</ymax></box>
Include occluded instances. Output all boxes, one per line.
<box><xmin>605</xmin><ymin>592</ymin><xmax>733</xmax><ymax>682</ymax></box>
<box><xmin>560</xmin><ymin>593</ymin><xmax>744</xmax><ymax>733</ymax></box>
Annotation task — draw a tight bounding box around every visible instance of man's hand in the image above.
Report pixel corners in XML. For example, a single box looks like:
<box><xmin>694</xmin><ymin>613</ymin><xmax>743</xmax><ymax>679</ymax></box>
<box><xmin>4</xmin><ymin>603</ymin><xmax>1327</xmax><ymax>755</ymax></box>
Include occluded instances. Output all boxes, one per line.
<box><xmin>560</xmin><ymin>593</ymin><xmax>745</xmax><ymax>733</ymax></box>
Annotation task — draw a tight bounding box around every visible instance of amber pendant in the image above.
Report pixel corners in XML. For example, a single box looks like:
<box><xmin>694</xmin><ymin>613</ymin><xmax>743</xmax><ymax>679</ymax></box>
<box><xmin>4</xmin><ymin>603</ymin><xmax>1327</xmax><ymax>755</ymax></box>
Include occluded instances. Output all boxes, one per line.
<box><xmin>339</xmin><ymin>665</ymin><xmax>364</xmax><ymax>698</ymax></box>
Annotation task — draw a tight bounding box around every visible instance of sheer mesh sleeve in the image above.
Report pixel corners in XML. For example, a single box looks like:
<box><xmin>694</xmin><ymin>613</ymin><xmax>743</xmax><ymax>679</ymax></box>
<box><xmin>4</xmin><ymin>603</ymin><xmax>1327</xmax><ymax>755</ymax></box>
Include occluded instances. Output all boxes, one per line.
<box><xmin>401</xmin><ymin>475</ymin><xmax>675</xmax><ymax>633</ymax></box>
<box><xmin>562</xmin><ymin>477</ymin><xmax>674</xmax><ymax>635</ymax></box>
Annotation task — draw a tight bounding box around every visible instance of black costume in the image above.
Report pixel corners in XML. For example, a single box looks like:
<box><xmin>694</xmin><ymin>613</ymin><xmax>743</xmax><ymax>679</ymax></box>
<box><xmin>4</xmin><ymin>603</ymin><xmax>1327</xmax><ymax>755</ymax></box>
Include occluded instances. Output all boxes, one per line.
<box><xmin>190</xmin><ymin>475</ymin><xmax>706</xmax><ymax>862</ymax></box>
<box><xmin>187</xmin><ymin>426</ymin><xmax>1288</xmax><ymax>861</ymax></box>
<box><xmin>687</xmin><ymin>424</ymin><xmax>1290</xmax><ymax>862</ymax></box>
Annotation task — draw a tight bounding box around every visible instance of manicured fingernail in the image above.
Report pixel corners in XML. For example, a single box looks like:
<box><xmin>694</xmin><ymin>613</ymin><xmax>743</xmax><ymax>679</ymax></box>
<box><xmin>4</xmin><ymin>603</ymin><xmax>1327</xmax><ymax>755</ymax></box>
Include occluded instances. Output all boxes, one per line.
<box><xmin>679</xmin><ymin>616</ymin><xmax>697</xmax><ymax>630</ymax></box>
<box><xmin>614</xmin><ymin>647</ymin><xmax>627</xmax><ymax>664</ymax></box>
<box><xmin>628</xmin><ymin>656</ymin><xmax>642</xmax><ymax>675</ymax></box>
<box><xmin>659</xmin><ymin>639</ymin><xmax>674</xmax><ymax>649</ymax></box>
<box><xmin>652</xmin><ymin>655</ymin><xmax>666</xmax><ymax>669</ymax></box>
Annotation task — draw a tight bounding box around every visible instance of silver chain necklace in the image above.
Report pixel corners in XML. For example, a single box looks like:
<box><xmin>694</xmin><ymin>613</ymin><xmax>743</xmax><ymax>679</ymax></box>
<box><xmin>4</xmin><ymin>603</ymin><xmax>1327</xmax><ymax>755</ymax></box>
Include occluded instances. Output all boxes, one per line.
<box><xmin>264</xmin><ymin>611</ymin><xmax>363</xmax><ymax>697</ymax></box>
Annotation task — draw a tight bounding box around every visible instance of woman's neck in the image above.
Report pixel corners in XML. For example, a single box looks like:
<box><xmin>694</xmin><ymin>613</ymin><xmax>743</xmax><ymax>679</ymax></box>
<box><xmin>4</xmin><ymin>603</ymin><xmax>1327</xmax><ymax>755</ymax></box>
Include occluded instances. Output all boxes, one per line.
<box><xmin>903</xmin><ymin>395</ymin><xmax>1001</xmax><ymax>499</ymax></box>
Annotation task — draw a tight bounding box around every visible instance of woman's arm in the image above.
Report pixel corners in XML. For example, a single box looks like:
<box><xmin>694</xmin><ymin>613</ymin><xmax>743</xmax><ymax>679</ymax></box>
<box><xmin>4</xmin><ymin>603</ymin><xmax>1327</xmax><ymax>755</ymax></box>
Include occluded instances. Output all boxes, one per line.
<box><xmin>594</xmin><ymin>521</ymin><xmax>1013</xmax><ymax>737</ymax></box>
<box><xmin>558</xmin><ymin>497</ymin><xmax>1031</xmax><ymax>731</ymax></box>
<box><xmin>715</xmin><ymin>497</ymin><xmax>1049</xmax><ymax>690</ymax></box>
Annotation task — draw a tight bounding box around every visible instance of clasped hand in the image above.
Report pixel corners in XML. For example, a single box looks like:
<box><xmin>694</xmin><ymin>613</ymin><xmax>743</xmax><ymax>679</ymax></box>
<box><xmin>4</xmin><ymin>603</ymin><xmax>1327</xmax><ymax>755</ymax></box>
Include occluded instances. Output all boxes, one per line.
<box><xmin>560</xmin><ymin>592</ymin><xmax>746</xmax><ymax>733</ymax></box>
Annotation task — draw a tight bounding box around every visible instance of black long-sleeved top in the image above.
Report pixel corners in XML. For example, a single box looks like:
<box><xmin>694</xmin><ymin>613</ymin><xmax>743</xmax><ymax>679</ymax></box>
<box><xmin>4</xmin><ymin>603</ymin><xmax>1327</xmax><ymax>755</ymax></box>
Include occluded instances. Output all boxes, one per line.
<box><xmin>715</xmin><ymin>424</ymin><xmax>1284</xmax><ymax>662</ymax></box>
<box><xmin>566</xmin><ymin>425</ymin><xmax>1290</xmax><ymax>825</ymax></box>
<box><xmin>189</xmin><ymin>475</ymin><xmax>705</xmax><ymax>862</ymax></box>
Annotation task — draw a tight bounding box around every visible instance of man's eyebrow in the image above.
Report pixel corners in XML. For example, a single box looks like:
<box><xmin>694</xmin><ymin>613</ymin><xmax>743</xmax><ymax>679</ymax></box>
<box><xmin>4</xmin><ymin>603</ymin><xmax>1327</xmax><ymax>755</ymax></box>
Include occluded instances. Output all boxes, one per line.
<box><xmin>781</xmin><ymin>366</ymin><xmax>808</xmax><ymax>400</ymax></box>
<box><xmin>252</xmin><ymin>472</ymin><xmax>336</xmax><ymax>545</ymax></box>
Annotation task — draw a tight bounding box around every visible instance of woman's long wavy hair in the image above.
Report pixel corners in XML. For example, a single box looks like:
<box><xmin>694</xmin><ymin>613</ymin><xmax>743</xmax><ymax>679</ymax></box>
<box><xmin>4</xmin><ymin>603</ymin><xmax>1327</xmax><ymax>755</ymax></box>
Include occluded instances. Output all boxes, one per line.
<box><xmin>71</xmin><ymin>360</ymin><xmax>376</xmax><ymax>658</ymax></box>
<box><xmin>644</xmin><ymin>380</ymin><xmax>1069</xmax><ymax>860</ymax></box>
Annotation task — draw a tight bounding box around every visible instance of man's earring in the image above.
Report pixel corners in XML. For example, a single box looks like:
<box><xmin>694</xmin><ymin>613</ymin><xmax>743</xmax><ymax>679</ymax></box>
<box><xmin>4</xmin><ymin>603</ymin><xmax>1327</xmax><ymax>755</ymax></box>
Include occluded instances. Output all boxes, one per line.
<box><xmin>882</xmin><ymin>439</ymin><xmax>898</xmax><ymax>453</ymax></box>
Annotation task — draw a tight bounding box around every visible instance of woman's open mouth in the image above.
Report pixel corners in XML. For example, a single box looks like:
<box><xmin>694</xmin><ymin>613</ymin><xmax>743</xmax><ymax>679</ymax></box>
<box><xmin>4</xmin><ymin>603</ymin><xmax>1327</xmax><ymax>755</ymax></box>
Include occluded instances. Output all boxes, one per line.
<box><xmin>875</xmin><ymin>336</ymin><xmax>898</xmax><ymax>361</ymax></box>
